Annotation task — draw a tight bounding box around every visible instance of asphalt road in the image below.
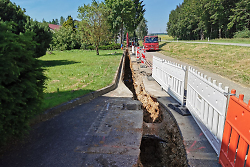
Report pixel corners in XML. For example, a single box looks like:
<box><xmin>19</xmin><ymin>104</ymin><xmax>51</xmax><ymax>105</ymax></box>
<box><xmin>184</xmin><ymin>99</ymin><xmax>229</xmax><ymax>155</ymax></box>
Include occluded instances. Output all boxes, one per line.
<box><xmin>0</xmin><ymin>81</ymin><xmax>143</xmax><ymax>167</ymax></box>
<box><xmin>165</xmin><ymin>40</ymin><xmax>250</xmax><ymax>47</ymax></box>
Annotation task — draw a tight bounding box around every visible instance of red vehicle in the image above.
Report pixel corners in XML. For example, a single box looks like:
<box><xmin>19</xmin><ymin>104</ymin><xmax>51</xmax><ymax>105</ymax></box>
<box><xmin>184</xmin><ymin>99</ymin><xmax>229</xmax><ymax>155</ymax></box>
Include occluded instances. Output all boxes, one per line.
<box><xmin>143</xmin><ymin>35</ymin><xmax>159</xmax><ymax>51</ymax></box>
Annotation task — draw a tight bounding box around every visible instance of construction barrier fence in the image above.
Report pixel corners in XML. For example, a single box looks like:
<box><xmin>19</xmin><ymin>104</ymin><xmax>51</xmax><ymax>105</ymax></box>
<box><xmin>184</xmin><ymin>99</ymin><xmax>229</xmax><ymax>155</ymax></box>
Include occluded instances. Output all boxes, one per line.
<box><xmin>219</xmin><ymin>90</ymin><xmax>250</xmax><ymax>167</ymax></box>
<box><xmin>151</xmin><ymin>54</ymin><xmax>250</xmax><ymax>165</ymax></box>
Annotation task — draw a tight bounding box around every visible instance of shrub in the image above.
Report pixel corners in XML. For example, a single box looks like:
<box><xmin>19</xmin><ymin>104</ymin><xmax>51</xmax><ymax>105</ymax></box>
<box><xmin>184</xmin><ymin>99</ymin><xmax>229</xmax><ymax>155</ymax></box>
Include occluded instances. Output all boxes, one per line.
<box><xmin>25</xmin><ymin>18</ymin><xmax>52</xmax><ymax>58</ymax></box>
<box><xmin>0</xmin><ymin>22</ymin><xmax>46</xmax><ymax>144</ymax></box>
<box><xmin>50</xmin><ymin>27</ymin><xmax>82</xmax><ymax>51</ymax></box>
<box><xmin>234</xmin><ymin>28</ymin><xmax>250</xmax><ymax>38</ymax></box>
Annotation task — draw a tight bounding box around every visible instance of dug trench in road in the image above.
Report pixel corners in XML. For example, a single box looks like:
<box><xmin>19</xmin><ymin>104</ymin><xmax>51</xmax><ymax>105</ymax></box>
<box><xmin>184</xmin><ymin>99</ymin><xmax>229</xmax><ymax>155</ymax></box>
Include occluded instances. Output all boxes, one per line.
<box><xmin>123</xmin><ymin>51</ymin><xmax>188</xmax><ymax>167</ymax></box>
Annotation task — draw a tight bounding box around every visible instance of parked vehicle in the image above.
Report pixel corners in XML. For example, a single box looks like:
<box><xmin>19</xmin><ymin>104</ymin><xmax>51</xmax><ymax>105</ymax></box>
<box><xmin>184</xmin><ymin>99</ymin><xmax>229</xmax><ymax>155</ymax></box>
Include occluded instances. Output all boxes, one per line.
<box><xmin>143</xmin><ymin>36</ymin><xmax>159</xmax><ymax>51</ymax></box>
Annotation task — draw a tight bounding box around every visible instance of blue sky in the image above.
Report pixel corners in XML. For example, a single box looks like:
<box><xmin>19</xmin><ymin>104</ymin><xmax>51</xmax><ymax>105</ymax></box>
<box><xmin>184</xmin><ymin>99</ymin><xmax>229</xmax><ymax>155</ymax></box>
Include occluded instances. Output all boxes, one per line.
<box><xmin>10</xmin><ymin>0</ymin><xmax>183</xmax><ymax>33</ymax></box>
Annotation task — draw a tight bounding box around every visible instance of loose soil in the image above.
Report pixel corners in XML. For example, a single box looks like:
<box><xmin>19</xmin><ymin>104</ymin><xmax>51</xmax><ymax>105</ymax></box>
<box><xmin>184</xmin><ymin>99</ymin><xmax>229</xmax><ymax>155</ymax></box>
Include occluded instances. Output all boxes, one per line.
<box><xmin>123</xmin><ymin>51</ymin><xmax>188</xmax><ymax>167</ymax></box>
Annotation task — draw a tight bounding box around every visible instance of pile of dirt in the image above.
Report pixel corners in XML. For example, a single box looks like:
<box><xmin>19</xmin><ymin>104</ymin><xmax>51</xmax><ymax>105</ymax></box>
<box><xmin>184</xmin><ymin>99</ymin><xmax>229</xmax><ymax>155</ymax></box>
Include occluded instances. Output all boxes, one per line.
<box><xmin>128</xmin><ymin>56</ymin><xmax>162</xmax><ymax>123</ymax></box>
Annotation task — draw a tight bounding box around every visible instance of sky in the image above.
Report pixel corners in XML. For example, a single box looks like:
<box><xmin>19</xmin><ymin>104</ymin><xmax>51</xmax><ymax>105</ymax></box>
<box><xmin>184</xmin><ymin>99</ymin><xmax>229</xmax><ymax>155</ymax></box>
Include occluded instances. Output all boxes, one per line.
<box><xmin>10</xmin><ymin>0</ymin><xmax>184</xmax><ymax>33</ymax></box>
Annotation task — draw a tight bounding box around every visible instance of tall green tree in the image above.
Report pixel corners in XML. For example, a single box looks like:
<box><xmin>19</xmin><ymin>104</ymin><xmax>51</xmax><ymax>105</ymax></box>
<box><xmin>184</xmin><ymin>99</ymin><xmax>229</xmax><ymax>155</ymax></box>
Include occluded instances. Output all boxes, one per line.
<box><xmin>228</xmin><ymin>0</ymin><xmax>250</xmax><ymax>31</ymax></box>
<box><xmin>60</xmin><ymin>16</ymin><xmax>65</xmax><ymax>26</ymax></box>
<box><xmin>63</xmin><ymin>16</ymin><xmax>75</xmax><ymax>30</ymax></box>
<box><xmin>105</xmin><ymin>0</ymin><xmax>134</xmax><ymax>44</ymax></box>
<box><xmin>25</xmin><ymin>17</ymin><xmax>52</xmax><ymax>58</ymax></box>
<box><xmin>0</xmin><ymin>0</ymin><xmax>27</xmax><ymax>34</ymax></box>
<box><xmin>136</xmin><ymin>16</ymin><xmax>148</xmax><ymax>40</ymax></box>
<box><xmin>167</xmin><ymin>0</ymin><xmax>243</xmax><ymax>40</ymax></box>
<box><xmin>131</xmin><ymin>0</ymin><xmax>145</xmax><ymax>39</ymax></box>
<box><xmin>78</xmin><ymin>0</ymin><xmax>111</xmax><ymax>55</ymax></box>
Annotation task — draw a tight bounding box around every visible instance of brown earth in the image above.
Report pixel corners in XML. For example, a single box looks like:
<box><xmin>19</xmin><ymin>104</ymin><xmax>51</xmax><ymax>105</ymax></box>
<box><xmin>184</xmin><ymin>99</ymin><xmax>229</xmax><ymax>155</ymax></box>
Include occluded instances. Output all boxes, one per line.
<box><xmin>123</xmin><ymin>51</ymin><xmax>188</xmax><ymax>167</ymax></box>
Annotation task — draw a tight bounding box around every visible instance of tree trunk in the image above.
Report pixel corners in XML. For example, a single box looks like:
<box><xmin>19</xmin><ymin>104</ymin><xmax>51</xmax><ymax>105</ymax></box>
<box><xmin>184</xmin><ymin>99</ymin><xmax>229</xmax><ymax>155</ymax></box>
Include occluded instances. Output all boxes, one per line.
<box><xmin>219</xmin><ymin>28</ymin><xmax>222</xmax><ymax>39</ymax></box>
<box><xmin>96</xmin><ymin>46</ymin><xmax>99</xmax><ymax>55</ymax></box>
<box><xmin>120</xmin><ymin>23</ymin><xmax>123</xmax><ymax>45</ymax></box>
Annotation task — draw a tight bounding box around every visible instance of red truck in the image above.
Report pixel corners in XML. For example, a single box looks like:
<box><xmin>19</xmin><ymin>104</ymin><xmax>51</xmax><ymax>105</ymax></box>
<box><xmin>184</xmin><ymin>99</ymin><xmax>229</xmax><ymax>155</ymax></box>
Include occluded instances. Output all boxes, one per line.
<box><xmin>143</xmin><ymin>35</ymin><xmax>159</xmax><ymax>51</ymax></box>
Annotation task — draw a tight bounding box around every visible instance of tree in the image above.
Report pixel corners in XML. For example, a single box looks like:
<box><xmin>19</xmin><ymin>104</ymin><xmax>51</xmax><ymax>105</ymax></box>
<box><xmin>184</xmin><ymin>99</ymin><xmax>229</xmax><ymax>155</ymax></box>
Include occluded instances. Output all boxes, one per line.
<box><xmin>136</xmin><ymin>16</ymin><xmax>148</xmax><ymax>39</ymax></box>
<box><xmin>105</xmin><ymin>0</ymin><xmax>134</xmax><ymax>44</ymax></box>
<box><xmin>0</xmin><ymin>0</ymin><xmax>27</xmax><ymax>34</ymax></box>
<box><xmin>63</xmin><ymin>15</ymin><xmax>75</xmax><ymax>30</ymax></box>
<box><xmin>228</xmin><ymin>0</ymin><xmax>250</xmax><ymax>31</ymax></box>
<box><xmin>60</xmin><ymin>16</ymin><xmax>65</xmax><ymax>26</ymax></box>
<box><xmin>25</xmin><ymin>17</ymin><xmax>52</xmax><ymax>58</ymax></box>
<box><xmin>78</xmin><ymin>0</ymin><xmax>110</xmax><ymax>55</ymax></box>
<box><xmin>167</xmin><ymin>0</ymin><xmax>242</xmax><ymax>40</ymax></box>
<box><xmin>131</xmin><ymin>0</ymin><xmax>145</xmax><ymax>39</ymax></box>
<box><xmin>55</xmin><ymin>19</ymin><xmax>59</xmax><ymax>25</ymax></box>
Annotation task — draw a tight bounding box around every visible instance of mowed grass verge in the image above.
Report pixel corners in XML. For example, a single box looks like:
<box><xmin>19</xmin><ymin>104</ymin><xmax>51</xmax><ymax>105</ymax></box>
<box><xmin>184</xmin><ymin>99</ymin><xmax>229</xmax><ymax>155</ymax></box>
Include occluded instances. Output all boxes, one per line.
<box><xmin>159</xmin><ymin>42</ymin><xmax>250</xmax><ymax>87</ymax></box>
<box><xmin>39</xmin><ymin>49</ymin><xmax>123</xmax><ymax>110</ymax></box>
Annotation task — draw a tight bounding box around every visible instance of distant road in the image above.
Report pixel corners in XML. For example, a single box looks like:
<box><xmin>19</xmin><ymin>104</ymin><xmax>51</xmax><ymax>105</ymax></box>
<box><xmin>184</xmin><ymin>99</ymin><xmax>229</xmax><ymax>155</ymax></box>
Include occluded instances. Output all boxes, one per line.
<box><xmin>164</xmin><ymin>40</ymin><xmax>250</xmax><ymax>47</ymax></box>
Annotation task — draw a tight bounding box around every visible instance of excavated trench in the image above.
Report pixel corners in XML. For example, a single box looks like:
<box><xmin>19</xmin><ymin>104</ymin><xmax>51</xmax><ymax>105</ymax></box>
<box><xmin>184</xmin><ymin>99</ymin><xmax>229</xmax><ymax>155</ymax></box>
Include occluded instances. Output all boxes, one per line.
<box><xmin>123</xmin><ymin>50</ymin><xmax>188</xmax><ymax>167</ymax></box>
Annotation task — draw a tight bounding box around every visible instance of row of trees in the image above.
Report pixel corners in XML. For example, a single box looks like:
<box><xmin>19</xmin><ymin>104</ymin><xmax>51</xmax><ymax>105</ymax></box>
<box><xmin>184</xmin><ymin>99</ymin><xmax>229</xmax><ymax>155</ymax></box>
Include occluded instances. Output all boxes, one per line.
<box><xmin>0</xmin><ymin>0</ymin><xmax>52</xmax><ymax>144</ymax></box>
<box><xmin>167</xmin><ymin>0</ymin><xmax>250</xmax><ymax>40</ymax></box>
<box><xmin>50</xmin><ymin>0</ymin><xmax>148</xmax><ymax>55</ymax></box>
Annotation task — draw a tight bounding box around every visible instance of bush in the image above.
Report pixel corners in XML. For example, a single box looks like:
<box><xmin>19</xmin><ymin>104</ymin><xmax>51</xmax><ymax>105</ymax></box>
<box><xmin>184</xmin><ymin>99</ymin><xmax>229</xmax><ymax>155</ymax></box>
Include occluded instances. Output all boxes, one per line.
<box><xmin>234</xmin><ymin>28</ymin><xmax>250</xmax><ymax>38</ymax></box>
<box><xmin>50</xmin><ymin>27</ymin><xmax>82</xmax><ymax>51</ymax></box>
<box><xmin>0</xmin><ymin>22</ymin><xmax>46</xmax><ymax>144</ymax></box>
<box><xmin>25</xmin><ymin>18</ymin><xmax>52</xmax><ymax>58</ymax></box>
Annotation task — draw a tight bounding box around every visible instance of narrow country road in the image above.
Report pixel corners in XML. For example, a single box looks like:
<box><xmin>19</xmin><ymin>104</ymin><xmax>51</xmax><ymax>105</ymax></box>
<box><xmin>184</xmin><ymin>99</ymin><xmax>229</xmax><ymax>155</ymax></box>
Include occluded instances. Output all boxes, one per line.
<box><xmin>164</xmin><ymin>40</ymin><xmax>250</xmax><ymax>47</ymax></box>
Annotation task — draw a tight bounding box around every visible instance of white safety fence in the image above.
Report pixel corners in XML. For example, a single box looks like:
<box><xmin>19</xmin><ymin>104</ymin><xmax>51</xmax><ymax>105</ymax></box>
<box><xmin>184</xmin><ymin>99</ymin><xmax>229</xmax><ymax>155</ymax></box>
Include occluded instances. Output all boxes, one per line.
<box><xmin>186</xmin><ymin>67</ymin><xmax>229</xmax><ymax>155</ymax></box>
<box><xmin>152</xmin><ymin>55</ymin><xmax>230</xmax><ymax>155</ymax></box>
<box><xmin>152</xmin><ymin>56</ymin><xmax>186</xmax><ymax>106</ymax></box>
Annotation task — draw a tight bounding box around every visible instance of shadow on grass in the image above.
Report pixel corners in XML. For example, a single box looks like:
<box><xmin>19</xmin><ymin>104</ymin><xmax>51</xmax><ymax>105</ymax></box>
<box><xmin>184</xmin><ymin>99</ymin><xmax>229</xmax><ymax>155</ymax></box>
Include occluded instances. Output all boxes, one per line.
<box><xmin>41</xmin><ymin>60</ymin><xmax>80</xmax><ymax>68</ymax></box>
<box><xmin>159</xmin><ymin>42</ymin><xmax>168</xmax><ymax>49</ymax></box>
<box><xmin>42</xmin><ymin>89</ymin><xmax>95</xmax><ymax>111</ymax></box>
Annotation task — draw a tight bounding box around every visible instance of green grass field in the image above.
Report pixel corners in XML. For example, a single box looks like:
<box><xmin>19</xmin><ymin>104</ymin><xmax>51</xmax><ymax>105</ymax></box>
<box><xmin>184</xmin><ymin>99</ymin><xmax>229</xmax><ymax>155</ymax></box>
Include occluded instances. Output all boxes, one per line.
<box><xmin>159</xmin><ymin>42</ymin><xmax>250</xmax><ymax>87</ymax></box>
<box><xmin>39</xmin><ymin>49</ymin><xmax>123</xmax><ymax>110</ymax></box>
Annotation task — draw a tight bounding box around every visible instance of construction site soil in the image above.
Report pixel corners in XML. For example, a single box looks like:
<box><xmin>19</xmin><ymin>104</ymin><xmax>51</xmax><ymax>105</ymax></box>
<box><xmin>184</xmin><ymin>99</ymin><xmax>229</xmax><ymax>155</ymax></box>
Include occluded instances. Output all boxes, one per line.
<box><xmin>123</xmin><ymin>51</ymin><xmax>188</xmax><ymax>167</ymax></box>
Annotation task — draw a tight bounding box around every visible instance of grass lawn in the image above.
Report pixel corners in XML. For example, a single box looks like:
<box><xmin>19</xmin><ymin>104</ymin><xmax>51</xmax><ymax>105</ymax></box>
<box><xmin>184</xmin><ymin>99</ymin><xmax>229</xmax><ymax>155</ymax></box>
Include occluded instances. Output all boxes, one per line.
<box><xmin>158</xmin><ymin>35</ymin><xmax>174</xmax><ymax>41</ymax></box>
<box><xmin>39</xmin><ymin>49</ymin><xmax>123</xmax><ymax>110</ymax></box>
<box><xmin>159</xmin><ymin>42</ymin><xmax>250</xmax><ymax>87</ymax></box>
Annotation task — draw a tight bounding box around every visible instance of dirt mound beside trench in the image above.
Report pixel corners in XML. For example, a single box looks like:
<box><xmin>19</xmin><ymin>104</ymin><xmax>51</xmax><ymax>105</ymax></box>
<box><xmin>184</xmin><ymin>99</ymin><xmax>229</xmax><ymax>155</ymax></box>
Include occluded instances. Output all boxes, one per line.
<box><xmin>124</xmin><ymin>52</ymin><xmax>188</xmax><ymax>167</ymax></box>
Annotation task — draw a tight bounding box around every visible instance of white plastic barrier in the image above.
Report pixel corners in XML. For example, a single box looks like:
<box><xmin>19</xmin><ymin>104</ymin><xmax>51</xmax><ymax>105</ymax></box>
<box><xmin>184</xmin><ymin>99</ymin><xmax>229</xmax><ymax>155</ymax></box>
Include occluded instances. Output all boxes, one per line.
<box><xmin>186</xmin><ymin>67</ymin><xmax>229</xmax><ymax>155</ymax></box>
<box><xmin>152</xmin><ymin>56</ymin><xmax>186</xmax><ymax>106</ymax></box>
<box><xmin>152</xmin><ymin>56</ymin><xmax>164</xmax><ymax>87</ymax></box>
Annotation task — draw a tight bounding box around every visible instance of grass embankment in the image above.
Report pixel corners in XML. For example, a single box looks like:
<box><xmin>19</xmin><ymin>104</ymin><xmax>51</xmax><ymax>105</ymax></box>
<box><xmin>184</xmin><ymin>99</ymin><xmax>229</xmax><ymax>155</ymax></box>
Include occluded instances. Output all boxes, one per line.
<box><xmin>159</xmin><ymin>42</ymin><xmax>250</xmax><ymax>87</ymax></box>
<box><xmin>39</xmin><ymin>49</ymin><xmax>123</xmax><ymax>110</ymax></box>
<box><xmin>203</xmin><ymin>38</ymin><xmax>250</xmax><ymax>44</ymax></box>
<box><xmin>164</xmin><ymin>37</ymin><xmax>250</xmax><ymax>44</ymax></box>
